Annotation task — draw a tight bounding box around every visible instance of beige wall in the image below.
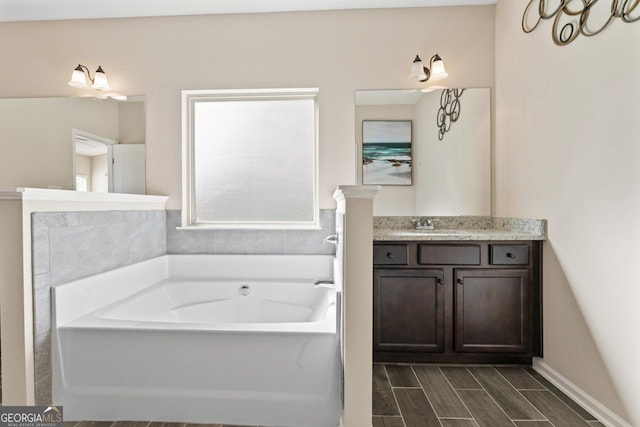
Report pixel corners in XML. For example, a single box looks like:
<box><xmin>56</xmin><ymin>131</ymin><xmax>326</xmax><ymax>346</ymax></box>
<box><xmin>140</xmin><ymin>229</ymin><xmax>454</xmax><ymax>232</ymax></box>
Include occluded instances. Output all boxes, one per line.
<box><xmin>75</xmin><ymin>154</ymin><xmax>91</xmax><ymax>190</ymax></box>
<box><xmin>91</xmin><ymin>154</ymin><xmax>109</xmax><ymax>192</ymax></box>
<box><xmin>118</xmin><ymin>101</ymin><xmax>145</xmax><ymax>144</ymax></box>
<box><xmin>0</xmin><ymin>6</ymin><xmax>495</xmax><ymax>209</ymax></box>
<box><xmin>495</xmin><ymin>1</ymin><xmax>639</xmax><ymax>424</ymax></box>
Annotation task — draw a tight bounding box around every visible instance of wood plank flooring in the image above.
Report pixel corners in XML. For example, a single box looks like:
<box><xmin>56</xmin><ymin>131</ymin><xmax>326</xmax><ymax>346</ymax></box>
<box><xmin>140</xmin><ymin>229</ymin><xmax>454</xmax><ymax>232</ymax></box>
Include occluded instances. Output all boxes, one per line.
<box><xmin>373</xmin><ymin>364</ymin><xmax>602</xmax><ymax>427</ymax></box>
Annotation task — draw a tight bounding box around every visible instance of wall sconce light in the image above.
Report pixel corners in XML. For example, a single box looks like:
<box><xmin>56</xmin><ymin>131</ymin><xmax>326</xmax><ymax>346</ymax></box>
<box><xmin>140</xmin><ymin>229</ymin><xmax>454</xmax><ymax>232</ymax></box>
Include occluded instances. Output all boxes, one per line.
<box><xmin>68</xmin><ymin>64</ymin><xmax>127</xmax><ymax>100</ymax></box>
<box><xmin>68</xmin><ymin>64</ymin><xmax>111</xmax><ymax>91</ymax></box>
<box><xmin>409</xmin><ymin>54</ymin><xmax>448</xmax><ymax>83</ymax></box>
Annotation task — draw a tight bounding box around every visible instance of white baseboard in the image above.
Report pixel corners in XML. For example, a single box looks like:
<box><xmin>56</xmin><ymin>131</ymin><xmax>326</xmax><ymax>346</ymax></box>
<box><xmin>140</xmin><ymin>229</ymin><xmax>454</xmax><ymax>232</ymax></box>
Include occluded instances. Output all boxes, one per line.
<box><xmin>532</xmin><ymin>358</ymin><xmax>631</xmax><ymax>427</ymax></box>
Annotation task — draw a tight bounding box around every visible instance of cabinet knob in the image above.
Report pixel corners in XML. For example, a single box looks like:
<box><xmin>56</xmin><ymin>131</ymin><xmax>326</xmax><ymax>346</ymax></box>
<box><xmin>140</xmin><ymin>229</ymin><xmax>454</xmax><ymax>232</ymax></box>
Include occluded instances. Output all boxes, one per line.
<box><xmin>457</xmin><ymin>278</ymin><xmax>464</xmax><ymax>285</ymax></box>
<box><xmin>506</xmin><ymin>252</ymin><xmax>516</xmax><ymax>259</ymax></box>
<box><xmin>386</xmin><ymin>252</ymin><xmax>394</xmax><ymax>259</ymax></box>
<box><xmin>437</xmin><ymin>278</ymin><xmax>444</xmax><ymax>285</ymax></box>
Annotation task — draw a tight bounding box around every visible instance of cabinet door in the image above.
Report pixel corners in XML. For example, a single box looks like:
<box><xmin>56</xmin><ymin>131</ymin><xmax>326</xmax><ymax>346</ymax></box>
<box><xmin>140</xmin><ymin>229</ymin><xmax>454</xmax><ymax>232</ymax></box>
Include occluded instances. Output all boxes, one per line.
<box><xmin>374</xmin><ymin>269</ymin><xmax>445</xmax><ymax>353</ymax></box>
<box><xmin>455</xmin><ymin>269</ymin><xmax>530</xmax><ymax>353</ymax></box>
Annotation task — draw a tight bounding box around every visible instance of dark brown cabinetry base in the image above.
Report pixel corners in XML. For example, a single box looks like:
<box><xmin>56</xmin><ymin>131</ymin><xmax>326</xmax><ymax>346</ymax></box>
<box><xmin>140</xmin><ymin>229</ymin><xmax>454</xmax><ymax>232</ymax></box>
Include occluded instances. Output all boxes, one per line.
<box><xmin>373</xmin><ymin>241</ymin><xmax>542</xmax><ymax>364</ymax></box>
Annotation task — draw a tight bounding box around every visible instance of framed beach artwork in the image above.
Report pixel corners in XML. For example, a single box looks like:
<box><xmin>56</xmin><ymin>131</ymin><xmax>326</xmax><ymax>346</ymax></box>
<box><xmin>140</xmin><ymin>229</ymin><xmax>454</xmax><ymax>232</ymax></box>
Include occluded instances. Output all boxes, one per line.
<box><xmin>362</xmin><ymin>120</ymin><xmax>412</xmax><ymax>185</ymax></box>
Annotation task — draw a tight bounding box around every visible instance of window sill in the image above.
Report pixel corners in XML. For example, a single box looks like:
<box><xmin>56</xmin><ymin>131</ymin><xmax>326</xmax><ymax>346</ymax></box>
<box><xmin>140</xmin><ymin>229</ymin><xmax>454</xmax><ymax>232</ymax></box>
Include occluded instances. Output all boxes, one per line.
<box><xmin>177</xmin><ymin>223</ymin><xmax>322</xmax><ymax>231</ymax></box>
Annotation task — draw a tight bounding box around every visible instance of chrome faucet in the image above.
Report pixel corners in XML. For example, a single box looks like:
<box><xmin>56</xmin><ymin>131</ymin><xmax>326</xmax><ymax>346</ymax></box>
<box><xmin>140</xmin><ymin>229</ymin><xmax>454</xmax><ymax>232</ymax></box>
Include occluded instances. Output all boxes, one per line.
<box><xmin>313</xmin><ymin>279</ymin><xmax>335</xmax><ymax>289</ymax></box>
<box><xmin>412</xmin><ymin>218</ymin><xmax>434</xmax><ymax>230</ymax></box>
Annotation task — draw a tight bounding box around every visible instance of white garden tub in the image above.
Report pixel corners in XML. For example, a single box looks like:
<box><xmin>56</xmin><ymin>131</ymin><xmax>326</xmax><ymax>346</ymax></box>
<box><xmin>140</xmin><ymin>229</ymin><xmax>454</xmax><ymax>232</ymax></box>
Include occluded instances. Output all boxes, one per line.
<box><xmin>52</xmin><ymin>255</ymin><xmax>341</xmax><ymax>427</ymax></box>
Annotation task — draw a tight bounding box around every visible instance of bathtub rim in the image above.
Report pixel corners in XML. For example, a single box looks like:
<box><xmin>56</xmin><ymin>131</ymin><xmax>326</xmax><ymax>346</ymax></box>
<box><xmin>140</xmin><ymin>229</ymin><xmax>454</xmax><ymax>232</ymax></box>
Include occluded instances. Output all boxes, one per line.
<box><xmin>63</xmin><ymin>278</ymin><xmax>338</xmax><ymax>335</ymax></box>
<box><xmin>52</xmin><ymin>253</ymin><xmax>336</xmax><ymax>327</ymax></box>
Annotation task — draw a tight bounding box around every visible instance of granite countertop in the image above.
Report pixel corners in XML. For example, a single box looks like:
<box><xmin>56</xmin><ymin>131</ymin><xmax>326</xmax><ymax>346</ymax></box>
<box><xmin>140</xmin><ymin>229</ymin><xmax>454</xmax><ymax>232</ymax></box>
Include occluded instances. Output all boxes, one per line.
<box><xmin>373</xmin><ymin>216</ymin><xmax>547</xmax><ymax>241</ymax></box>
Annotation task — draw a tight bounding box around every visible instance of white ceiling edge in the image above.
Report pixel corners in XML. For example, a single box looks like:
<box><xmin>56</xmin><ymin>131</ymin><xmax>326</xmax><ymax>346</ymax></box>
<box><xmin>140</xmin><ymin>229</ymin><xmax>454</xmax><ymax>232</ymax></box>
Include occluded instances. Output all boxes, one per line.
<box><xmin>0</xmin><ymin>0</ymin><xmax>497</xmax><ymax>23</ymax></box>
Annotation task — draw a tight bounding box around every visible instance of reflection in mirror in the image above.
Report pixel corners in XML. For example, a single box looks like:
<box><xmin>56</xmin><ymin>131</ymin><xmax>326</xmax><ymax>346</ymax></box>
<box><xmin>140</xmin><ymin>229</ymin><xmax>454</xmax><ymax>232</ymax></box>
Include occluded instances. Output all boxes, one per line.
<box><xmin>355</xmin><ymin>88</ymin><xmax>490</xmax><ymax>216</ymax></box>
<box><xmin>0</xmin><ymin>96</ymin><xmax>146</xmax><ymax>194</ymax></box>
<box><xmin>73</xmin><ymin>129</ymin><xmax>115</xmax><ymax>193</ymax></box>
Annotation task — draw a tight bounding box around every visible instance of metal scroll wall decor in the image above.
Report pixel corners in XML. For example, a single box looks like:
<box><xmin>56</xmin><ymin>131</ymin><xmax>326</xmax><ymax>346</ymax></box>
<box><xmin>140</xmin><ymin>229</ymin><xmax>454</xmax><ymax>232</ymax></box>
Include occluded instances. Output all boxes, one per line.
<box><xmin>436</xmin><ymin>89</ymin><xmax>464</xmax><ymax>141</ymax></box>
<box><xmin>522</xmin><ymin>0</ymin><xmax>640</xmax><ymax>46</ymax></box>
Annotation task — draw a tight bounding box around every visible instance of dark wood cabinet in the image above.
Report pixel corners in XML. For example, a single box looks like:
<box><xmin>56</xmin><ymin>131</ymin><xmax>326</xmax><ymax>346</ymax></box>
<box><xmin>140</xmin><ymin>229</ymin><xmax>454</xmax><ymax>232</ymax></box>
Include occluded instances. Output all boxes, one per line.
<box><xmin>455</xmin><ymin>269</ymin><xmax>530</xmax><ymax>354</ymax></box>
<box><xmin>373</xmin><ymin>241</ymin><xmax>541</xmax><ymax>364</ymax></box>
<box><xmin>374</xmin><ymin>269</ymin><xmax>445</xmax><ymax>353</ymax></box>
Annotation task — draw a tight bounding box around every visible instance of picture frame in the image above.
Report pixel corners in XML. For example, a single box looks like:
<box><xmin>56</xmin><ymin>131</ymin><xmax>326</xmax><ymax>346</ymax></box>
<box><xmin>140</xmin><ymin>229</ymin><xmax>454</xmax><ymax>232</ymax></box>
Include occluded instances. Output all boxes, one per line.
<box><xmin>362</xmin><ymin>120</ymin><xmax>412</xmax><ymax>186</ymax></box>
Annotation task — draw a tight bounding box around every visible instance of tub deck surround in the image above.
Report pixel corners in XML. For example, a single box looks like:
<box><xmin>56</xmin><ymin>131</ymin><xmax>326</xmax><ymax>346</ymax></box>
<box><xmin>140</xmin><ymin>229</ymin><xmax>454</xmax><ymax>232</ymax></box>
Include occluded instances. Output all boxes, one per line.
<box><xmin>0</xmin><ymin>187</ymin><xmax>169</xmax><ymax>206</ymax></box>
<box><xmin>373</xmin><ymin>215</ymin><xmax>547</xmax><ymax>241</ymax></box>
<box><xmin>52</xmin><ymin>254</ymin><xmax>341</xmax><ymax>427</ymax></box>
<box><xmin>31</xmin><ymin>209</ymin><xmax>168</xmax><ymax>406</ymax></box>
<box><xmin>0</xmin><ymin>188</ymin><xmax>168</xmax><ymax>407</ymax></box>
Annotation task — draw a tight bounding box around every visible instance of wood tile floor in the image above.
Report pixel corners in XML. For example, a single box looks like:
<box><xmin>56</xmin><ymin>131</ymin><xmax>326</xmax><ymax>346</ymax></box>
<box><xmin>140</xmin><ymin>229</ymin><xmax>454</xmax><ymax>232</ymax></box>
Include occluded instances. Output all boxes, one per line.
<box><xmin>373</xmin><ymin>364</ymin><xmax>604</xmax><ymax>427</ymax></box>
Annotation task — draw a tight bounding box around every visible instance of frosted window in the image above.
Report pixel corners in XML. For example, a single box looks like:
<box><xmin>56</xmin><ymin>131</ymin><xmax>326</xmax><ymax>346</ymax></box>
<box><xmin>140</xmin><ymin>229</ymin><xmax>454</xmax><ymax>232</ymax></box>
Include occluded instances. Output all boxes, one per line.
<box><xmin>183</xmin><ymin>89</ymin><xmax>319</xmax><ymax>229</ymax></box>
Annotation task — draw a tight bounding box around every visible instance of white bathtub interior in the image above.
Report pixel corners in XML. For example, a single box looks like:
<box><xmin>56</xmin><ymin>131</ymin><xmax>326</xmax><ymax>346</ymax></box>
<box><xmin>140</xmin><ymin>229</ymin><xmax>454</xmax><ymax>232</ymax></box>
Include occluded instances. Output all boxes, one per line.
<box><xmin>52</xmin><ymin>254</ymin><xmax>341</xmax><ymax>427</ymax></box>
<box><xmin>83</xmin><ymin>279</ymin><xmax>336</xmax><ymax>327</ymax></box>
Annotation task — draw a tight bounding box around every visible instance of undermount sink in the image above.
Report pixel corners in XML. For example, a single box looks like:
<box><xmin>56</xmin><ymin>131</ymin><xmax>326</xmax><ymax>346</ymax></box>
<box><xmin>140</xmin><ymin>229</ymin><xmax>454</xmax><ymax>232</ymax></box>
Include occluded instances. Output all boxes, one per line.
<box><xmin>387</xmin><ymin>229</ymin><xmax>469</xmax><ymax>236</ymax></box>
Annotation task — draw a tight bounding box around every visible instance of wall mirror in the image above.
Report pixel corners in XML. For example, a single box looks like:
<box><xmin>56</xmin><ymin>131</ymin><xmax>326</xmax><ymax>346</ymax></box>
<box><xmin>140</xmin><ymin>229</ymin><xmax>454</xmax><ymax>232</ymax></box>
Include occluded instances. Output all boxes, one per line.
<box><xmin>0</xmin><ymin>96</ymin><xmax>146</xmax><ymax>194</ymax></box>
<box><xmin>355</xmin><ymin>88</ymin><xmax>491</xmax><ymax>216</ymax></box>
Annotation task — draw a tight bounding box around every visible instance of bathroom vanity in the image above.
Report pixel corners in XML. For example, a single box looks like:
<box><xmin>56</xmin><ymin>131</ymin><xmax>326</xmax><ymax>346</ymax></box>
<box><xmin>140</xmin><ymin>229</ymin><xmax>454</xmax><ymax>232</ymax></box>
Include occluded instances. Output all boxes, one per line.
<box><xmin>372</xmin><ymin>217</ymin><xmax>545</xmax><ymax>365</ymax></box>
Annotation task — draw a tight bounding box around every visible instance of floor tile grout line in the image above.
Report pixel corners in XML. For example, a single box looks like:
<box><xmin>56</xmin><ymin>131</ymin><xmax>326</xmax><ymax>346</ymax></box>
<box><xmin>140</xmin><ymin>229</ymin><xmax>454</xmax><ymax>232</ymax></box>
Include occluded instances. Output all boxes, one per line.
<box><xmin>492</xmin><ymin>366</ymin><xmax>552</xmax><ymax>425</ymax></box>
<box><xmin>405</xmin><ymin>362</ymin><xmax>421</xmax><ymax>387</ymax></box>
<box><xmin>465</xmin><ymin>367</ymin><xmax>520</xmax><ymax>427</ymax></box>
<box><xmin>389</xmin><ymin>385</ymin><xmax>409</xmax><ymax>427</ymax></box>
<box><xmin>437</xmin><ymin>366</ymin><xmax>476</xmax><ymax>424</ymax></box>
<box><xmin>410</xmin><ymin>365</ymin><xmax>445</xmax><ymax>427</ymax></box>
<box><xmin>387</xmin><ymin>363</ymin><xmax>420</xmax><ymax>427</ymax></box>
<box><xmin>384</xmin><ymin>365</ymin><xmax>408</xmax><ymax>427</ymax></box>
<box><xmin>507</xmin><ymin>367</ymin><xmax>547</xmax><ymax>390</ymax></box>
<box><xmin>519</xmin><ymin>388</ymin><xmax>597</xmax><ymax>427</ymax></box>
<box><xmin>507</xmin><ymin>386</ymin><xmax>560</xmax><ymax>427</ymax></box>
<box><xmin>522</xmin><ymin>368</ymin><xmax>600</xmax><ymax>424</ymax></box>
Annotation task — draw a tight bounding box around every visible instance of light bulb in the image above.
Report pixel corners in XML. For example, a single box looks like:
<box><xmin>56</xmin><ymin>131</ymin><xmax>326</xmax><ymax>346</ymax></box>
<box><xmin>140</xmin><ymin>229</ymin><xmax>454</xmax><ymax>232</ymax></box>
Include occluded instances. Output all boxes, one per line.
<box><xmin>92</xmin><ymin>66</ymin><xmax>111</xmax><ymax>91</ymax></box>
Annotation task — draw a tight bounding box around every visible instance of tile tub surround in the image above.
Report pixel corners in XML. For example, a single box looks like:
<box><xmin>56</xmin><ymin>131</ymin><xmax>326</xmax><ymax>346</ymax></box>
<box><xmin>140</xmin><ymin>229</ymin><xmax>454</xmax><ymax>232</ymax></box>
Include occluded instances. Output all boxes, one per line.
<box><xmin>373</xmin><ymin>216</ymin><xmax>547</xmax><ymax>241</ymax></box>
<box><xmin>31</xmin><ymin>210</ymin><xmax>167</xmax><ymax>405</ymax></box>
<box><xmin>166</xmin><ymin>209</ymin><xmax>337</xmax><ymax>255</ymax></box>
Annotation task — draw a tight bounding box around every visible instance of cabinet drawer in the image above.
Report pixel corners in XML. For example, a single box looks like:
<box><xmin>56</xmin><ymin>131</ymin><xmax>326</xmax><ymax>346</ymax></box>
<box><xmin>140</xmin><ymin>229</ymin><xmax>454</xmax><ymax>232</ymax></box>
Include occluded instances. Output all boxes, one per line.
<box><xmin>491</xmin><ymin>244</ymin><xmax>529</xmax><ymax>265</ymax></box>
<box><xmin>374</xmin><ymin>244</ymin><xmax>408</xmax><ymax>265</ymax></box>
<box><xmin>419</xmin><ymin>244</ymin><xmax>480</xmax><ymax>265</ymax></box>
